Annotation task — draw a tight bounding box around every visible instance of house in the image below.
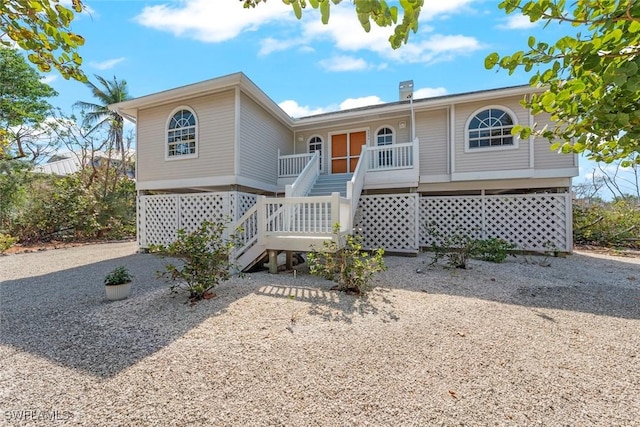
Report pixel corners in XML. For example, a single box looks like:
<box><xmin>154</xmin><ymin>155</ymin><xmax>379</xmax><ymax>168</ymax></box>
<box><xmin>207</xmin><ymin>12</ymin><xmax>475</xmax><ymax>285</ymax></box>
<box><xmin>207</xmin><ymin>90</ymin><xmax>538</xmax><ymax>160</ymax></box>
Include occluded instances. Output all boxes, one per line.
<box><xmin>35</xmin><ymin>149</ymin><xmax>136</xmax><ymax>177</ymax></box>
<box><xmin>110</xmin><ymin>72</ymin><xmax>577</xmax><ymax>270</ymax></box>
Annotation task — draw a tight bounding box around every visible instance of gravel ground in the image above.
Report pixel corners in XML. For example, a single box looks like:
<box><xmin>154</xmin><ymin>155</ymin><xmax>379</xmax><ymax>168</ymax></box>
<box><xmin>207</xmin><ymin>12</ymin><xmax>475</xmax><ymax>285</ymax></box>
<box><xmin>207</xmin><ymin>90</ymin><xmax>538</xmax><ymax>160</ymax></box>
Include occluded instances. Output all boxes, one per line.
<box><xmin>1</xmin><ymin>242</ymin><xmax>639</xmax><ymax>426</ymax></box>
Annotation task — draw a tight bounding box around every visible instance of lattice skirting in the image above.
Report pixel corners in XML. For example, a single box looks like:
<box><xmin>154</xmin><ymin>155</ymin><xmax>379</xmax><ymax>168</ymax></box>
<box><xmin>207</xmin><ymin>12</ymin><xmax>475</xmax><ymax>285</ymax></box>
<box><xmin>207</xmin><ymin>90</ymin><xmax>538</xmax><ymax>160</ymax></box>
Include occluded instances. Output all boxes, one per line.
<box><xmin>420</xmin><ymin>193</ymin><xmax>572</xmax><ymax>252</ymax></box>
<box><xmin>353</xmin><ymin>193</ymin><xmax>572</xmax><ymax>252</ymax></box>
<box><xmin>138</xmin><ymin>191</ymin><xmax>256</xmax><ymax>247</ymax></box>
<box><xmin>354</xmin><ymin>194</ymin><xmax>419</xmax><ymax>252</ymax></box>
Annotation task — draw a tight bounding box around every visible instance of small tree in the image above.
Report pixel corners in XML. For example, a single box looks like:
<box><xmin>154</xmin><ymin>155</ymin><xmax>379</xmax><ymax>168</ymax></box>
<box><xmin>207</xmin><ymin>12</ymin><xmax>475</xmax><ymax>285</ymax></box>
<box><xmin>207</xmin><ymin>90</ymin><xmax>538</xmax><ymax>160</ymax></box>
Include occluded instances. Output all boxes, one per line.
<box><xmin>151</xmin><ymin>220</ymin><xmax>240</xmax><ymax>302</ymax></box>
<box><xmin>308</xmin><ymin>224</ymin><xmax>386</xmax><ymax>295</ymax></box>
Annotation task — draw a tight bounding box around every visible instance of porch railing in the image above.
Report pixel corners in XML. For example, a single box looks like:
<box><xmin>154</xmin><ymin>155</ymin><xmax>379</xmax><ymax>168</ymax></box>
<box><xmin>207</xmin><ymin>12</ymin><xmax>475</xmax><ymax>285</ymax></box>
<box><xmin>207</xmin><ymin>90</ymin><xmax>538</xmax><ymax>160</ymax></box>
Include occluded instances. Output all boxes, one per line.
<box><xmin>346</xmin><ymin>144</ymin><xmax>367</xmax><ymax>231</ymax></box>
<box><xmin>260</xmin><ymin>193</ymin><xmax>350</xmax><ymax>236</ymax></box>
<box><xmin>365</xmin><ymin>142</ymin><xmax>414</xmax><ymax>170</ymax></box>
<box><xmin>285</xmin><ymin>150</ymin><xmax>319</xmax><ymax>197</ymax></box>
<box><xmin>278</xmin><ymin>150</ymin><xmax>314</xmax><ymax>177</ymax></box>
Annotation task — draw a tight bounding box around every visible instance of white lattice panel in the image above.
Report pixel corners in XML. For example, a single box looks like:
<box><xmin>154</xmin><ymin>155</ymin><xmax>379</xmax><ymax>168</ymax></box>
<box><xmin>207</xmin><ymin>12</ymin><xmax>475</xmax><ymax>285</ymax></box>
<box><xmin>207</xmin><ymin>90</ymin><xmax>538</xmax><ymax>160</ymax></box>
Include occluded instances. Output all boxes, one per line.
<box><xmin>139</xmin><ymin>191</ymin><xmax>259</xmax><ymax>248</ymax></box>
<box><xmin>140</xmin><ymin>195</ymin><xmax>178</xmax><ymax>247</ymax></box>
<box><xmin>420</xmin><ymin>196</ymin><xmax>484</xmax><ymax>247</ymax></box>
<box><xmin>354</xmin><ymin>194</ymin><xmax>418</xmax><ymax>252</ymax></box>
<box><xmin>230</xmin><ymin>192</ymin><xmax>257</xmax><ymax>220</ymax></box>
<box><xmin>484</xmin><ymin>194</ymin><xmax>568</xmax><ymax>251</ymax></box>
<box><xmin>179</xmin><ymin>193</ymin><xmax>228</xmax><ymax>233</ymax></box>
<box><xmin>419</xmin><ymin>193</ymin><xmax>570</xmax><ymax>251</ymax></box>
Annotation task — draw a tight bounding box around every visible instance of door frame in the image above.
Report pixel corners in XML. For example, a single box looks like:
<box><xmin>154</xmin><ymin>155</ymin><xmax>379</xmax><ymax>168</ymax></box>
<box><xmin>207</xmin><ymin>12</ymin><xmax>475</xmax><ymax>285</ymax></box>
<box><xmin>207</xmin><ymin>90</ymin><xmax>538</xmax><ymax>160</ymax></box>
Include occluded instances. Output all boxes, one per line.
<box><xmin>327</xmin><ymin>127</ymin><xmax>370</xmax><ymax>175</ymax></box>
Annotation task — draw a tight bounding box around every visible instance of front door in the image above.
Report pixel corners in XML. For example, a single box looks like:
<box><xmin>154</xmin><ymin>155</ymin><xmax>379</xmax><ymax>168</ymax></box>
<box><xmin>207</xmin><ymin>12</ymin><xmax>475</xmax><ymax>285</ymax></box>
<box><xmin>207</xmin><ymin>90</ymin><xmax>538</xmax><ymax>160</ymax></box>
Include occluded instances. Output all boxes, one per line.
<box><xmin>331</xmin><ymin>131</ymin><xmax>366</xmax><ymax>174</ymax></box>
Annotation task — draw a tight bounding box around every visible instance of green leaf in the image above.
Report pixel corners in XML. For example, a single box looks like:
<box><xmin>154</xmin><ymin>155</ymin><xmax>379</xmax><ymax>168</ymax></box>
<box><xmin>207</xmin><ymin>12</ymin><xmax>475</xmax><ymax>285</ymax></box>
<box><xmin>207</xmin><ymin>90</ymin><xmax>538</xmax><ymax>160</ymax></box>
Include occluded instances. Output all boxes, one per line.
<box><xmin>484</xmin><ymin>52</ymin><xmax>499</xmax><ymax>69</ymax></box>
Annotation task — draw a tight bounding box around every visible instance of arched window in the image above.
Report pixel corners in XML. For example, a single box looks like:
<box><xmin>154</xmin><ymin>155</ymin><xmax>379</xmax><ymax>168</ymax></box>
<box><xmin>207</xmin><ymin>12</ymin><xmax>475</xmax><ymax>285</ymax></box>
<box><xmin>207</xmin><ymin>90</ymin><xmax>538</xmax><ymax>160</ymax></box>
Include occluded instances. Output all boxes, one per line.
<box><xmin>309</xmin><ymin>136</ymin><xmax>323</xmax><ymax>171</ymax></box>
<box><xmin>167</xmin><ymin>108</ymin><xmax>197</xmax><ymax>158</ymax></box>
<box><xmin>376</xmin><ymin>127</ymin><xmax>394</xmax><ymax>167</ymax></box>
<box><xmin>467</xmin><ymin>108</ymin><xmax>515</xmax><ymax>149</ymax></box>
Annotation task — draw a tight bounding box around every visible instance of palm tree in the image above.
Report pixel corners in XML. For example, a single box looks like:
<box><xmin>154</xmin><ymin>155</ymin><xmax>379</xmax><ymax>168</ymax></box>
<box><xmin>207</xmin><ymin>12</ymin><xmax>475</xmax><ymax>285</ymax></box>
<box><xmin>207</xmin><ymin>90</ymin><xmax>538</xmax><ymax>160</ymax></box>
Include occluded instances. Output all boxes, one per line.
<box><xmin>74</xmin><ymin>75</ymin><xmax>131</xmax><ymax>161</ymax></box>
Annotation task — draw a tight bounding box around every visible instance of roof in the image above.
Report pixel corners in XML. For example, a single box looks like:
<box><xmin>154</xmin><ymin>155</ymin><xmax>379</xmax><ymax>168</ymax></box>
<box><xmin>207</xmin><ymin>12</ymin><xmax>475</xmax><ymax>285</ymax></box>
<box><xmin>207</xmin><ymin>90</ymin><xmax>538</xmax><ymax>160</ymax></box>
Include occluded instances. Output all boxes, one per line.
<box><xmin>109</xmin><ymin>71</ymin><xmax>536</xmax><ymax>127</ymax></box>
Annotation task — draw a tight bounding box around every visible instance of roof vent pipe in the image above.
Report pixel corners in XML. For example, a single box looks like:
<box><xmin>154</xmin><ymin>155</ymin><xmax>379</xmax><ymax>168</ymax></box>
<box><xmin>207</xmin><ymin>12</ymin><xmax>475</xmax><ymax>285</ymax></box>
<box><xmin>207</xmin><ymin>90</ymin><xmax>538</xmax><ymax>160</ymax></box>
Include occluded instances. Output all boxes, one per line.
<box><xmin>399</xmin><ymin>80</ymin><xmax>415</xmax><ymax>141</ymax></box>
<box><xmin>399</xmin><ymin>80</ymin><xmax>414</xmax><ymax>101</ymax></box>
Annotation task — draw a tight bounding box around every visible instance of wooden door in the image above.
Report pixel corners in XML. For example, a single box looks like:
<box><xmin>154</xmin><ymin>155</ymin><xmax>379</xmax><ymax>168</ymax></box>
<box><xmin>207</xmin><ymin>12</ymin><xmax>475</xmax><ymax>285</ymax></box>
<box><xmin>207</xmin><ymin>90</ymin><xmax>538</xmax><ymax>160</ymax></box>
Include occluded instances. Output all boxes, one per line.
<box><xmin>331</xmin><ymin>131</ymin><xmax>366</xmax><ymax>174</ymax></box>
<box><xmin>331</xmin><ymin>133</ymin><xmax>348</xmax><ymax>173</ymax></box>
<box><xmin>349</xmin><ymin>131</ymin><xmax>366</xmax><ymax>172</ymax></box>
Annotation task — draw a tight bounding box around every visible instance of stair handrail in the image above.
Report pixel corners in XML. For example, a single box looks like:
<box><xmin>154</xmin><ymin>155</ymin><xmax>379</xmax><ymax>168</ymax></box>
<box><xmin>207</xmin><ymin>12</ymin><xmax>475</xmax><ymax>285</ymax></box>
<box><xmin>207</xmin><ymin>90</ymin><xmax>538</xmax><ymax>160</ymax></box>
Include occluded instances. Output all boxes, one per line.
<box><xmin>285</xmin><ymin>150</ymin><xmax>320</xmax><ymax>198</ymax></box>
<box><xmin>346</xmin><ymin>144</ymin><xmax>368</xmax><ymax>231</ymax></box>
<box><xmin>232</xmin><ymin>203</ymin><xmax>259</xmax><ymax>260</ymax></box>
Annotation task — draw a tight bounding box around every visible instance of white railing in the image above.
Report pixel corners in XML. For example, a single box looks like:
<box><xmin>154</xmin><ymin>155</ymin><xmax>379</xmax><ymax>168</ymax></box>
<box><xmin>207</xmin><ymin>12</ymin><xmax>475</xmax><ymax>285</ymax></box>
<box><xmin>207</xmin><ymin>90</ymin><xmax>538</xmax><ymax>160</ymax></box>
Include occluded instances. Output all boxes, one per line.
<box><xmin>260</xmin><ymin>193</ymin><xmax>350</xmax><ymax>236</ymax></box>
<box><xmin>285</xmin><ymin>150</ymin><xmax>319</xmax><ymax>197</ymax></box>
<box><xmin>346</xmin><ymin>145</ymin><xmax>367</xmax><ymax>231</ymax></box>
<box><xmin>278</xmin><ymin>150</ymin><xmax>314</xmax><ymax>177</ymax></box>
<box><xmin>366</xmin><ymin>142</ymin><xmax>414</xmax><ymax>170</ymax></box>
<box><xmin>233</xmin><ymin>204</ymin><xmax>259</xmax><ymax>259</ymax></box>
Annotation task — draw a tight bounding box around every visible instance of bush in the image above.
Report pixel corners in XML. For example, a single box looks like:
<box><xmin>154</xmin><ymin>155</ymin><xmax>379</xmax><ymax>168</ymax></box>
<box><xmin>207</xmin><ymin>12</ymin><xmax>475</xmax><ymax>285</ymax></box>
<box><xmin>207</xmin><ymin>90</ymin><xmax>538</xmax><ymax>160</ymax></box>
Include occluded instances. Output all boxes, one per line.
<box><xmin>574</xmin><ymin>199</ymin><xmax>640</xmax><ymax>248</ymax></box>
<box><xmin>104</xmin><ymin>266</ymin><xmax>133</xmax><ymax>286</ymax></box>
<box><xmin>474</xmin><ymin>237</ymin><xmax>517</xmax><ymax>263</ymax></box>
<box><xmin>308</xmin><ymin>224</ymin><xmax>386</xmax><ymax>295</ymax></box>
<box><xmin>0</xmin><ymin>233</ymin><xmax>17</xmax><ymax>253</ymax></box>
<box><xmin>150</xmin><ymin>220</ymin><xmax>239</xmax><ymax>302</ymax></box>
<box><xmin>427</xmin><ymin>223</ymin><xmax>516</xmax><ymax>268</ymax></box>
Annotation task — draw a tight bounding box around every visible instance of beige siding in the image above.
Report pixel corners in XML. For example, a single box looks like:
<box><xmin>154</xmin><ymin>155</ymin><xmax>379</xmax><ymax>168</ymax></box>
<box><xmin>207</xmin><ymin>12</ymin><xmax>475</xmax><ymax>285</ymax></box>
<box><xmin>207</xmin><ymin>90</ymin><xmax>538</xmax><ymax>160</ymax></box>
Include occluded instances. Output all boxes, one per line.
<box><xmin>454</xmin><ymin>96</ymin><xmax>530</xmax><ymax>173</ymax></box>
<box><xmin>137</xmin><ymin>90</ymin><xmax>235</xmax><ymax>184</ymax></box>
<box><xmin>292</xmin><ymin>115</ymin><xmax>411</xmax><ymax>172</ymax></box>
<box><xmin>532</xmin><ymin>113</ymin><xmax>576</xmax><ymax>169</ymax></box>
<box><xmin>238</xmin><ymin>93</ymin><xmax>293</xmax><ymax>185</ymax></box>
<box><xmin>416</xmin><ymin>109</ymin><xmax>448</xmax><ymax>176</ymax></box>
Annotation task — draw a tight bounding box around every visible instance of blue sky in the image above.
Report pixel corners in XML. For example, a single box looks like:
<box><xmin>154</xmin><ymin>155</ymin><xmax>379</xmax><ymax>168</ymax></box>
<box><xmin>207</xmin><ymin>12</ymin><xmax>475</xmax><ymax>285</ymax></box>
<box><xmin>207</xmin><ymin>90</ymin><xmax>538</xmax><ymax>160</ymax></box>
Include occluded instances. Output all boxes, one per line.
<box><xmin>39</xmin><ymin>0</ymin><xmax>619</xmax><ymax>190</ymax></box>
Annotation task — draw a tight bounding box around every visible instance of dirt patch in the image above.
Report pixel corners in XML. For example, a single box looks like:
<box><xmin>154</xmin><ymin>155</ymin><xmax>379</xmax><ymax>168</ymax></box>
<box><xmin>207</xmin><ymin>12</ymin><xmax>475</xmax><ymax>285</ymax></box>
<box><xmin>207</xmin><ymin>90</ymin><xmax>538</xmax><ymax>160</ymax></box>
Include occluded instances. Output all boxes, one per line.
<box><xmin>2</xmin><ymin>238</ymin><xmax>135</xmax><ymax>255</ymax></box>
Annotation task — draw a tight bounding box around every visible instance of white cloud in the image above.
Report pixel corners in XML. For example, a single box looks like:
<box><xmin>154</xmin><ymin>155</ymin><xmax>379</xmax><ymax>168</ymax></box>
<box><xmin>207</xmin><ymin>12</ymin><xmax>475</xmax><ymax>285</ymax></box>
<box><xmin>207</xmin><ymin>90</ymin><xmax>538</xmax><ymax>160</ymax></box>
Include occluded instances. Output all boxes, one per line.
<box><xmin>278</xmin><ymin>100</ymin><xmax>330</xmax><ymax>118</ymax></box>
<box><xmin>496</xmin><ymin>14</ymin><xmax>536</xmax><ymax>30</ymax></box>
<box><xmin>319</xmin><ymin>55</ymin><xmax>370</xmax><ymax>72</ymax></box>
<box><xmin>414</xmin><ymin>87</ymin><xmax>448</xmax><ymax>99</ymax></box>
<box><xmin>259</xmin><ymin>38</ymin><xmax>300</xmax><ymax>56</ymax></box>
<box><xmin>419</xmin><ymin>0</ymin><xmax>477</xmax><ymax>21</ymax></box>
<box><xmin>40</xmin><ymin>74</ymin><xmax>58</xmax><ymax>84</ymax></box>
<box><xmin>384</xmin><ymin>34</ymin><xmax>483</xmax><ymax>64</ymax></box>
<box><xmin>339</xmin><ymin>96</ymin><xmax>384</xmax><ymax>110</ymax></box>
<box><xmin>135</xmin><ymin>0</ymin><xmax>293</xmax><ymax>43</ymax></box>
<box><xmin>300</xmin><ymin>4</ymin><xmax>482</xmax><ymax>65</ymax></box>
<box><xmin>89</xmin><ymin>57</ymin><xmax>126</xmax><ymax>70</ymax></box>
<box><xmin>279</xmin><ymin>94</ymin><xmax>385</xmax><ymax>117</ymax></box>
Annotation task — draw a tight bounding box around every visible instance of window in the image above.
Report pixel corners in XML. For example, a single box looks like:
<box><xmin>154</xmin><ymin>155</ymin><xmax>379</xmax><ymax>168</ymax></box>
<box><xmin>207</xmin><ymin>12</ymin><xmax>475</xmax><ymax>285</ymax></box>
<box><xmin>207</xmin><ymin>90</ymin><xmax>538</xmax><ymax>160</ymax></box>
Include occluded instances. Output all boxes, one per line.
<box><xmin>468</xmin><ymin>108</ymin><xmax>515</xmax><ymax>149</ymax></box>
<box><xmin>167</xmin><ymin>108</ymin><xmax>197</xmax><ymax>158</ymax></box>
<box><xmin>376</xmin><ymin>127</ymin><xmax>393</xmax><ymax>167</ymax></box>
<box><xmin>309</xmin><ymin>136</ymin><xmax>323</xmax><ymax>171</ymax></box>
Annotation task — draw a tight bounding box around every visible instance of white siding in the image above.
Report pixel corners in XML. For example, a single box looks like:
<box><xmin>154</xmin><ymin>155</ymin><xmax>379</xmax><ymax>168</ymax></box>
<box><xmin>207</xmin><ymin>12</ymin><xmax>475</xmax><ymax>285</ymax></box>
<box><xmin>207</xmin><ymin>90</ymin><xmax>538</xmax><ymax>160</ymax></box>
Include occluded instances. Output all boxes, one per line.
<box><xmin>137</xmin><ymin>90</ymin><xmax>235</xmax><ymax>184</ymax></box>
<box><xmin>238</xmin><ymin>93</ymin><xmax>293</xmax><ymax>185</ymax></box>
<box><xmin>292</xmin><ymin>115</ymin><xmax>412</xmax><ymax>171</ymax></box>
<box><xmin>454</xmin><ymin>97</ymin><xmax>530</xmax><ymax>173</ymax></box>
<box><xmin>416</xmin><ymin>109</ymin><xmax>448</xmax><ymax>176</ymax></box>
<box><xmin>532</xmin><ymin>113</ymin><xmax>576</xmax><ymax>170</ymax></box>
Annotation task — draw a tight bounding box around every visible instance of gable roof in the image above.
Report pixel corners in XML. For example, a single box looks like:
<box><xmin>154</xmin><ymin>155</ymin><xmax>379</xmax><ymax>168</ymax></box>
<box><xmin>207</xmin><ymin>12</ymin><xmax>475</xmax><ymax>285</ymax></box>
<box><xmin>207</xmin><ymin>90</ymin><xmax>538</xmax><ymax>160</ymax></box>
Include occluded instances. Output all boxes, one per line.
<box><xmin>110</xmin><ymin>71</ymin><xmax>535</xmax><ymax>127</ymax></box>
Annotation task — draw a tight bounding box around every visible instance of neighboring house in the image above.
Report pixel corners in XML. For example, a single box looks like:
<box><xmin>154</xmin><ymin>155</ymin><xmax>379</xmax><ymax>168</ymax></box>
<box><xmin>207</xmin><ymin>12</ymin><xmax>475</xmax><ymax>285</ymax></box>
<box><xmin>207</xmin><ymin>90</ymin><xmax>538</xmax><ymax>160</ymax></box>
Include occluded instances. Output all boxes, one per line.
<box><xmin>110</xmin><ymin>72</ymin><xmax>578</xmax><ymax>271</ymax></box>
<box><xmin>35</xmin><ymin>150</ymin><xmax>136</xmax><ymax>177</ymax></box>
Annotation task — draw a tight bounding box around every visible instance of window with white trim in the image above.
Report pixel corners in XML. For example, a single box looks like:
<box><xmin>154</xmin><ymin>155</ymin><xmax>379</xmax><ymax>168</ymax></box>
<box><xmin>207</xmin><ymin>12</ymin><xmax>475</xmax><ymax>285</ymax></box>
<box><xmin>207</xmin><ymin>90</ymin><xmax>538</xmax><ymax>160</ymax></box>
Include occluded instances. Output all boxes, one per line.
<box><xmin>167</xmin><ymin>109</ymin><xmax>197</xmax><ymax>157</ymax></box>
<box><xmin>468</xmin><ymin>108</ymin><xmax>514</xmax><ymax>149</ymax></box>
<box><xmin>309</xmin><ymin>136</ymin><xmax>323</xmax><ymax>171</ymax></box>
<box><xmin>376</xmin><ymin>127</ymin><xmax>393</xmax><ymax>167</ymax></box>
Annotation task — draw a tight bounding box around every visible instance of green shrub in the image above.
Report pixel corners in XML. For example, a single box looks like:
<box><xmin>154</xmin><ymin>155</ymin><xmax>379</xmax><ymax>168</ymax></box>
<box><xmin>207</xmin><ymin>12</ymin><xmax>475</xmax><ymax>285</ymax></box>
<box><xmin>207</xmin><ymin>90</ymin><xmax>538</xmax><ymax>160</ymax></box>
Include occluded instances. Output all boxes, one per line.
<box><xmin>574</xmin><ymin>199</ymin><xmax>640</xmax><ymax>248</ymax></box>
<box><xmin>150</xmin><ymin>220</ymin><xmax>240</xmax><ymax>302</ymax></box>
<box><xmin>0</xmin><ymin>233</ymin><xmax>17</xmax><ymax>253</ymax></box>
<box><xmin>427</xmin><ymin>223</ymin><xmax>516</xmax><ymax>268</ymax></box>
<box><xmin>104</xmin><ymin>266</ymin><xmax>133</xmax><ymax>286</ymax></box>
<box><xmin>308</xmin><ymin>224</ymin><xmax>386</xmax><ymax>295</ymax></box>
<box><xmin>474</xmin><ymin>237</ymin><xmax>517</xmax><ymax>263</ymax></box>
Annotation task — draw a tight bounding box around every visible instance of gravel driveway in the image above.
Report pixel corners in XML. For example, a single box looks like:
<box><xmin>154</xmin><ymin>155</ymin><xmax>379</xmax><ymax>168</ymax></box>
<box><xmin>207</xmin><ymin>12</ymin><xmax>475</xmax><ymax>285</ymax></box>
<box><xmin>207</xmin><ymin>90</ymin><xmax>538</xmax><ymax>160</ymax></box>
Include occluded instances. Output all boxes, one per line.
<box><xmin>1</xmin><ymin>242</ymin><xmax>639</xmax><ymax>426</ymax></box>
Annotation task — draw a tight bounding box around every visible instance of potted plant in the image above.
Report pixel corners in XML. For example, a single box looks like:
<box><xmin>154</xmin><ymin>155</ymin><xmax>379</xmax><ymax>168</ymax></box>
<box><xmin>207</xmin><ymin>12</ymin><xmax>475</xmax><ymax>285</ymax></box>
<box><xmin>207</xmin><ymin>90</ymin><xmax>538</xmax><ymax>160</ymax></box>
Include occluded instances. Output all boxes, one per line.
<box><xmin>104</xmin><ymin>266</ymin><xmax>133</xmax><ymax>301</ymax></box>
